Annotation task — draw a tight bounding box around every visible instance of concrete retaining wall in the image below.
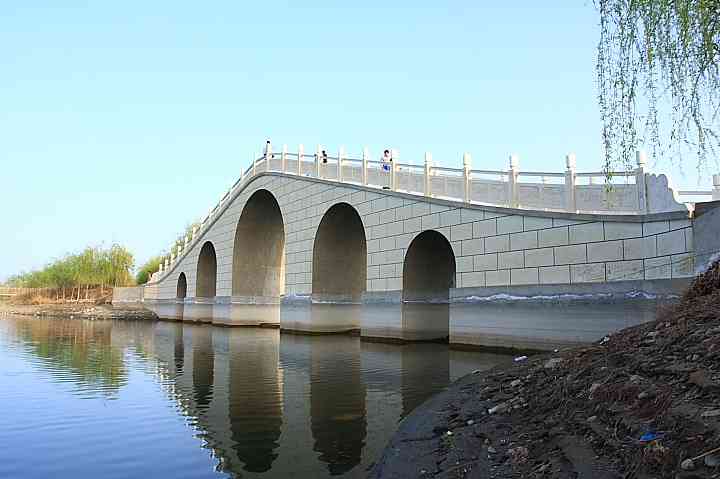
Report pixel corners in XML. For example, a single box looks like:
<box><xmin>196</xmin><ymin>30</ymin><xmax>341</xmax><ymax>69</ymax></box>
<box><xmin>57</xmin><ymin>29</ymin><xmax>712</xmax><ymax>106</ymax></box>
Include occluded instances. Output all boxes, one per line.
<box><xmin>112</xmin><ymin>286</ymin><xmax>145</xmax><ymax>303</ymax></box>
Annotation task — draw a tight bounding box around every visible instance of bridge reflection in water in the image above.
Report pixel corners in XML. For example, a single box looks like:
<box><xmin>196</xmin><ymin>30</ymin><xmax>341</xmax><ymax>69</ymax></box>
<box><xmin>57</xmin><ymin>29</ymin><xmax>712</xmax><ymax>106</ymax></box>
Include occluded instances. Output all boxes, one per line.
<box><xmin>3</xmin><ymin>316</ymin><xmax>508</xmax><ymax>477</ymax></box>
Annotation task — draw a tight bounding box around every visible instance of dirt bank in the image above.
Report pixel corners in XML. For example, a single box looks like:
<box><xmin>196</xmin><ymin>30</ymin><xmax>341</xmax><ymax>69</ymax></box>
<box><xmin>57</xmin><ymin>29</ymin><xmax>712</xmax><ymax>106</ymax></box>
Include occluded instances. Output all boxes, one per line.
<box><xmin>370</xmin><ymin>263</ymin><xmax>720</xmax><ymax>479</ymax></box>
<box><xmin>0</xmin><ymin>302</ymin><xmax>158</xmax><ymax>321</ymax></box>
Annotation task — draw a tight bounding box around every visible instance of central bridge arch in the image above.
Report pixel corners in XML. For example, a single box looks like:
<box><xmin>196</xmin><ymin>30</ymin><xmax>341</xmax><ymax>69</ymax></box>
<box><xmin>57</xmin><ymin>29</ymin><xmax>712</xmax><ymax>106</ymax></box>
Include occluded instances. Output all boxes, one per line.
<box><xmin>232</xmin><ymin>189</ymin><xmax>285</xmax><ymax>300</ymax></box>
<box><xmin>312</xmin><ymin>202</ymin><xmax>367</xmax><ymax>302</ymax></box>
<box><xmin>401</xmin><ymin>230</ymin><xmax>456</xmax><ymax>341</ymax></box>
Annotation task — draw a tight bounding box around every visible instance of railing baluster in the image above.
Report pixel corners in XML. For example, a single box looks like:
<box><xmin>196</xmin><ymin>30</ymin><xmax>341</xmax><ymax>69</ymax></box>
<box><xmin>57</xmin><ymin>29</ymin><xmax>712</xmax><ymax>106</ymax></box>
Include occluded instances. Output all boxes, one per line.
<box><xmin>462</xmin><ymin>152</ymin><xmax>471</xmax><ymax>203</ymax></box>
<box><xmin>362</xmin><ymin>148</ymin><xmax>369</xmax><ymax>185</ymax></box>
<box><xmin>424</xmin><ymin>152</ymin><xmax>432</xmax><ymax>197</ymax></box>
<box><xmin>565</xmin><ymin>153</ymin><xmax>576</xmax><ymax>212</ymax></box>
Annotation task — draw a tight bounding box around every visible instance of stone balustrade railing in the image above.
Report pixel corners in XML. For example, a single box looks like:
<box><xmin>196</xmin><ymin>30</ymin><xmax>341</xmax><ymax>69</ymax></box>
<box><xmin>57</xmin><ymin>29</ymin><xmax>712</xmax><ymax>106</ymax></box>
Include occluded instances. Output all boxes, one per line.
<box><xmin>147</xmin><ymin>142</ymin><xmax>720</xmax><ymax>284</ymax></box>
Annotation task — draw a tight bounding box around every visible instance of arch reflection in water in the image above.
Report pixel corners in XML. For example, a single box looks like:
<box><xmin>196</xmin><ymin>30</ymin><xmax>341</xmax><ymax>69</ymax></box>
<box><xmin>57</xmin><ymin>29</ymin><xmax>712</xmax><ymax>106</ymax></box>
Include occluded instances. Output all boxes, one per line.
<box><xmin>310</xmin><ymin>335</ymin><xmax>367</xmax><ymax>475</ymax></box>
<box><xmin>173</xmin><ymin>322</ymin><xmax>184</xmax><ymax>374</ymax></box>
<box><xmin>226</xmin><ymin>328</ymin><xmax>283</xmax><ymax>473</ymax></box>
<box><xmin>401</xmin><ymin>344</ymin><xmax>450</xmax><ymax>417</ymax></box>
<box><xmin>189</xmin><ymin>324</ymin><xmax>214</xmax><ymax>408</ymax></box>
<box><xmin>149</xmin><ymin>320</ymin><xmax>186</xmax><ymax>378</ymax></box>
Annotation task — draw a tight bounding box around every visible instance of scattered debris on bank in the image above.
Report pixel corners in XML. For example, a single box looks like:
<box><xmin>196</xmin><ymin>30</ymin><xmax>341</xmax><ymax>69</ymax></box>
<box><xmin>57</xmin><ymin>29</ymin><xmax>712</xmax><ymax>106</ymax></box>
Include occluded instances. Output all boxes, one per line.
<box><xmin>371</xmin><ymin>262</ymin><xmax>720</xmax><ymax>479</ymax></box>
<box><xmin>0</xmin><ymin>302</ymin><xmax>157</xmax><ymax>321</ymax></box>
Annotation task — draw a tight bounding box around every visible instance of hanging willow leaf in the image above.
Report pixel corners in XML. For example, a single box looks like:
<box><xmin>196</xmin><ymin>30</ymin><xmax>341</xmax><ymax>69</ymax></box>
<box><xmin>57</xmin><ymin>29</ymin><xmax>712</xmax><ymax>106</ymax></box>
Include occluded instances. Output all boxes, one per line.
<box><xmin>596</xmin><ymin>0</ymin><xmax>720</xmax><ymax>178</ymax></box>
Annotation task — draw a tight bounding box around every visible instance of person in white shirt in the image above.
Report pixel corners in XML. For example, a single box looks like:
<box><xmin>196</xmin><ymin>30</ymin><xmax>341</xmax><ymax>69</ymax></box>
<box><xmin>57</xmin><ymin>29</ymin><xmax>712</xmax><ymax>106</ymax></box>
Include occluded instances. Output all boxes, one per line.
<box><xmin>381</xmin><ymin>149</ymin><xmax>393</xmax><ymax>189</ymax></box>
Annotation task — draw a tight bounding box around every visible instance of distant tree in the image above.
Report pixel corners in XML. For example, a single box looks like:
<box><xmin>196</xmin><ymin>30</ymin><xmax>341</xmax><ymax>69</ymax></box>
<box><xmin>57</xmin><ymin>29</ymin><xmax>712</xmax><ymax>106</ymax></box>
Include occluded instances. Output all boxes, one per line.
<box><xmin>135</xmin><ymin>256</ymin><xmax>163</xmax><ymax>285</ymax></box>
<box><xmin>5</xmin><ymin>244</ymin><xmax>135</xmax><ymax>300</ymax></box>
<box><xmin>106</xmin><ymin>244</ymin><xmax>134</xmax><ymax>287</ymax></box>
<box><xmin>597</xmin><ymin>0</ymin><xmax>719</xmax><ymax>175</ymax></box>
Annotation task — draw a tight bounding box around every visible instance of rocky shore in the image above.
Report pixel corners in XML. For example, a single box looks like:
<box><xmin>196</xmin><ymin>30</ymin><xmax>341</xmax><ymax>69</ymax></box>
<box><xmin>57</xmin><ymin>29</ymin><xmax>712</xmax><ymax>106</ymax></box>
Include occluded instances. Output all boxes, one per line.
<box><xmin>370</xmin><ymin>262</ymin><xmax>720</xmax><ymax>478</ymax></box>
<box><xmin>0</xmin><ymin>301</ymin><xmax>158</xmax><ymax>321</ymax></box>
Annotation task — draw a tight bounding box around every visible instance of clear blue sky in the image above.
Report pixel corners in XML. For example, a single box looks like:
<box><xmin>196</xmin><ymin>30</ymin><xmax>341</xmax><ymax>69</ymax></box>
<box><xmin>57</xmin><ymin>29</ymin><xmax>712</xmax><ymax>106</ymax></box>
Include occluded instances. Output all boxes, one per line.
<box><xmin>0</xmin><ymin>2</ymin><xmax>714</xmax><ymax>281</ymax></box>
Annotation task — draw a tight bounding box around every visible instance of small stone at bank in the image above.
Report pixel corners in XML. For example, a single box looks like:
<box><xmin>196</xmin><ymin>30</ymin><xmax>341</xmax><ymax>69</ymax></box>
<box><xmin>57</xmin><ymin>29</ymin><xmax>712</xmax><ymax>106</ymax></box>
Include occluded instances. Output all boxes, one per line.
<box><xmin>544</xmin><ymin>358</ymin><xmax>563</xmax><ymax>369</ymax></box>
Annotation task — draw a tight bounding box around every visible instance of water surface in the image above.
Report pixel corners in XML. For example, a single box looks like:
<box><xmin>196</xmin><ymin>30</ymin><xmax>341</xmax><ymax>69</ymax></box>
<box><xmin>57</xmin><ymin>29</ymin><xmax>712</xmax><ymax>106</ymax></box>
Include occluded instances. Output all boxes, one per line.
<box><xmin>0</xmin><ymin>316</ymin><xmax>510</xmax><ymax>478</ymax></box>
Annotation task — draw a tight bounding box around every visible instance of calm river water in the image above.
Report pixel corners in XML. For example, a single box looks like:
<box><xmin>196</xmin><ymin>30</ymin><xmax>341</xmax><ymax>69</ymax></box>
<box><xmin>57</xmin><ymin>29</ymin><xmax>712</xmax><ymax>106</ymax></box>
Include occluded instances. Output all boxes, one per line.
<box><xmin>0</xmin><ymin>315</ymin><xmax>512</xmax><ymax>478</ymax></box>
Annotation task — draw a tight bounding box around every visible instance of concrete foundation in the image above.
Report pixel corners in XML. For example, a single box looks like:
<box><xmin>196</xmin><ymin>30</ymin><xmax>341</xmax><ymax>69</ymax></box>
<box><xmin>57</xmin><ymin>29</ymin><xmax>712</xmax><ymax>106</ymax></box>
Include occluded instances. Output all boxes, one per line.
<box><xmin>145</xmin><ymin>273</ymin><xmax>684</xmax><ymax>350</ymax></box>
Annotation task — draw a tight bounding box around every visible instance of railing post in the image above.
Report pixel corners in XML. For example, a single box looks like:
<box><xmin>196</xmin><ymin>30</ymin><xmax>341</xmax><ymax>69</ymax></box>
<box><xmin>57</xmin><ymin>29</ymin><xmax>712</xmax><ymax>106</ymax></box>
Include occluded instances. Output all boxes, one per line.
<box><xmin>159</xmin><ymin>261</ymin><xmax>164</xmax><ymax>273</ymax></box>
<box><xmin>297</xmin><ymin>144</ymin><xmax>304</xmax><ymax>175</ymax></box>
<box><xmin>424</xmin><ymin>152</ymin><xmax>432</xmax><ymax>197</ymax></box>
<box><xmin>462</xmin><ymin>152</ymin><xmax>471</xmax><ymax>203</ymax></box>
<box><xmin>337</xmin><ymin>146</ymin><xmax>344</xmax><ymax>182</ymax></box>
<box><xmin>316</xmin><ymin>144</ymin><xmax>322</xmax><ymax>178</ymax></box>
<box><xmin>281</xmin><ymin>144</ymin><xmax>287</xmax><ymax>172</ymax></box>
<box><xmin>565</xmin><ymin>153</ymin><xmax>577</xmax><ymax>212</ymax></box>
<box><xmin>192</xmin><ymin>226</ymin><xmax>198</xmax><ymax>242</ymax></box>
<box><xmin>508</xmin><ymin>154</ymin><xmax>519</xmax><ymax>207</ymax></box>
<box><xmin>713</xmin><ymin>174</ymin><xmax>720</xmax><ymax>201</ymax></box>
<box><xmin>264</xmin><ymin>141</ymin><xmax>272</xmax><ymax>172</ymax></box>
<box><xmin>635</xmin><ymin>150</ymin><xmax>648</xmax><ymax>213</ymax></box>
<box><xmin>362</xmin><ymin>148</ymin><xmax>369</xmax><ymax>185</ymax></box>
<box><xmin>252</xmin><ymin>152</ymin><xmax>256</xmax><ymax>176</ymax></box>
<box><xmin>391</xmin><ymin>156</ymin><xmax>397</xmax><ymax>191</ymax></box>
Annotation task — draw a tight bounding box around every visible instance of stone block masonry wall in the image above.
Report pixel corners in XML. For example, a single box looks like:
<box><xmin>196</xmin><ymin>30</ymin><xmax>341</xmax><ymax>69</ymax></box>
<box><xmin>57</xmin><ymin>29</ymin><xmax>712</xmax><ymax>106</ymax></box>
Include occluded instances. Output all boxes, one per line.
<box><xmin>149</xmin><ymin>173</ymin><xmax>695</xmax><ymax>302</ymax></box>
<box><xmin>112</xmin><ymin>286</ymin><xmax>145</xmax><ymax>303</ymax></box>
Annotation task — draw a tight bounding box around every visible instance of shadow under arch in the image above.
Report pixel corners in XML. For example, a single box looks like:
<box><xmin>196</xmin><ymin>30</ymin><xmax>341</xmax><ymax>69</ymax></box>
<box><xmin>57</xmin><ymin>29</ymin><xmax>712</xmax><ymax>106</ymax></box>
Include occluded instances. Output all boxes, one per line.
<box><xmin>232</xmin><ymin>189</ymin><xmax>285</xmax><ymax>301</ymax></box>
<box><xmin>311</xmin><ymin>202</ymin><xmax>367</xmax><ymax>302</ymax></box>
<box><xmin>401</xmin><ymin>230</ymin><xmax>456</xmax><ymax>341</ymax></box>
<box><xmin>196</xmin><ymin>242</ymin><xmax>217</xmax><ymax>298</ymax></box>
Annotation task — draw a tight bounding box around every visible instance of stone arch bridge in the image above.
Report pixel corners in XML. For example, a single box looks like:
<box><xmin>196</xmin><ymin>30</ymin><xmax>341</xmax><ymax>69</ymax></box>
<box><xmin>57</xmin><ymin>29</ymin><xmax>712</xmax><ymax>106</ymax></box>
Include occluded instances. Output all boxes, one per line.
<box><xmin>139</xmin><ymin>143</ymin><xmax>720</xmax><ymax>350</ymax></box>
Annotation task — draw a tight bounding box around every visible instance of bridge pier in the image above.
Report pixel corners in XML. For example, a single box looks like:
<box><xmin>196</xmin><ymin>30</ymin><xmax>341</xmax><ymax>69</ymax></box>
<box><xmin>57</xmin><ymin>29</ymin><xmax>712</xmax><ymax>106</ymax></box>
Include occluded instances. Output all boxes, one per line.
<box><xmin>280</xmin><ymin>302</ymin><xmax>361</xmax><ymax>335</ymax></box>
<box><xmin>184</xmin><ymin>298</ymin><xmax>215</xmax><ymax>323</ymax></box>
<box><xmin>213</xmin><ymin>302</ymin><xmax>281</xmax><ymax>327</ymax></box>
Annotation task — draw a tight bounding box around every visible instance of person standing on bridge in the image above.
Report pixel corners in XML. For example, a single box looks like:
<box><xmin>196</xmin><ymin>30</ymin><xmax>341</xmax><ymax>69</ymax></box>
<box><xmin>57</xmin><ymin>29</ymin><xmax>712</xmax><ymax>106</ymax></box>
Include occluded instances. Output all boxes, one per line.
<box><xmin>381</xmin><ymin>149</ymin><xmax>393</xmax><ymax>189</ymax></box>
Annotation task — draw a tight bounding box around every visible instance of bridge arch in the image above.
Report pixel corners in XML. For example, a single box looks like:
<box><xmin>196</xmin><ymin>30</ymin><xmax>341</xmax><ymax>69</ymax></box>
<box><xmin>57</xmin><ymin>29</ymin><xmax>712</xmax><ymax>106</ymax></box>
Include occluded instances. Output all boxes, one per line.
<box><xmin>196</xmin><ymin>242</ymin><xmax>217</xmax><ymax>298</ymax></box>
<box><xmin>177</xmin><ymin>272</ymin><xmax>187</xmax><ymax>299</ymax></box>
<box><xmin>312</xmin><ymin>202</ymin><xmax>367</xmax><ymax>302</ymax></box>
<box><xmin>401</xmin><ymin>230</ymin><xmax>455</xmax><ymax>341</ymax></box>
<box><xmin>232</xmin><ymin>189</ymin><xmax>285</xmax><ymax>299</ymax></box>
